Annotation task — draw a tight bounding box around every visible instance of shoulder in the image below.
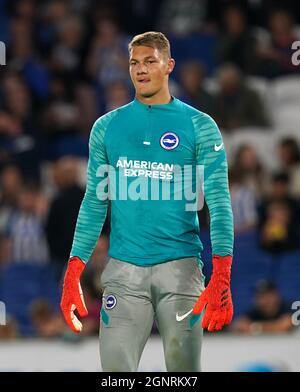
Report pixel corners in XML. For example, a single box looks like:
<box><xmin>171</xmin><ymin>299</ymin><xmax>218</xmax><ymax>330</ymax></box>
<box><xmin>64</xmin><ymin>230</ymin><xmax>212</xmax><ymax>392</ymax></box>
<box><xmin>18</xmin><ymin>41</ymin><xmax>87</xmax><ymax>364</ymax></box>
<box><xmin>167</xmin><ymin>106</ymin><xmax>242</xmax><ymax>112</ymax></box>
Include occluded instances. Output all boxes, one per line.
<box><xmin>92</xmin><ymin>101</ymin><xmax>134</xmax><ymax>131</ymax></box>
<box><xmin>175</xmin><ymin>98</ymin><xmax>218</xmax><ymax>129</ymax></box>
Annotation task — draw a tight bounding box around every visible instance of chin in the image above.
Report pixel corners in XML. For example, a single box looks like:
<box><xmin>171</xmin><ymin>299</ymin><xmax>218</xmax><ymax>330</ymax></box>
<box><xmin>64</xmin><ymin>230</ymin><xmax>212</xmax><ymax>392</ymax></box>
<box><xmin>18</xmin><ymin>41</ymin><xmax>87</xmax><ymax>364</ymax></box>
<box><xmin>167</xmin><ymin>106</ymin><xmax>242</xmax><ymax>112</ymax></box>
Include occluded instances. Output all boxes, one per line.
<box><xmin>139</xmin><ymin>89</ymin><xmax>157</xmax><ymax>98</ymax></box>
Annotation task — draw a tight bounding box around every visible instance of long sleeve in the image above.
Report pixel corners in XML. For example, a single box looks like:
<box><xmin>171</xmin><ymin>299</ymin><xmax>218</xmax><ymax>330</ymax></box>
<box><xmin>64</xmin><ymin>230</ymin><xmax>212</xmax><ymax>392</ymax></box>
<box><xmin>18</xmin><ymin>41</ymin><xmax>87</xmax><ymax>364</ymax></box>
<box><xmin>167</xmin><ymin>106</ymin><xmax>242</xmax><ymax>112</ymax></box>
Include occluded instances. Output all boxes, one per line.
<box><xmin>193</xmin><ymin>112</ymin><xmax>234</xmax><ymax>256</ymax></box>
<box><xmin>70</xmin><ymin>117</ymin><xmax>109</xmax><ymax>263</ymax></box>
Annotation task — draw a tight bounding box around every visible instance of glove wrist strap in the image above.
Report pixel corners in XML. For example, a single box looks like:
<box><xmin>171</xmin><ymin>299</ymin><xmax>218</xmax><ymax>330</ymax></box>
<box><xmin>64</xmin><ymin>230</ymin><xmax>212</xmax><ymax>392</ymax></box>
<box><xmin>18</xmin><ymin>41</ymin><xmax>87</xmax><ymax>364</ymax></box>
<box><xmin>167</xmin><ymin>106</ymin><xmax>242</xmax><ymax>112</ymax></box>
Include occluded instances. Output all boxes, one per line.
<box><xmin>212</xmin><ymin>255</ymin><xmax>232</xmax><ymax>277</ymax></box>
<box><xmin>67</xmin><ymin>256</ymin><xmax>85</xmax><ymax>279</ymax></box>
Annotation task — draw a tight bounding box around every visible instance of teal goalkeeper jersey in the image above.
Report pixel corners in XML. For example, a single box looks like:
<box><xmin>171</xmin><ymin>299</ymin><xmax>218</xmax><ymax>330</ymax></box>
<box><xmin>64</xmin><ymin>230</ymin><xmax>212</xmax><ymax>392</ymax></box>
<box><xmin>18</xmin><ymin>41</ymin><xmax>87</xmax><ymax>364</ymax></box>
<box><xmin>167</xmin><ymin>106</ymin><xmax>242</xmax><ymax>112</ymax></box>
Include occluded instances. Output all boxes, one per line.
<box><xmin>70</xmin><ymin>96</ymin><xmax>234</xmax><ymax>266</ymax></box>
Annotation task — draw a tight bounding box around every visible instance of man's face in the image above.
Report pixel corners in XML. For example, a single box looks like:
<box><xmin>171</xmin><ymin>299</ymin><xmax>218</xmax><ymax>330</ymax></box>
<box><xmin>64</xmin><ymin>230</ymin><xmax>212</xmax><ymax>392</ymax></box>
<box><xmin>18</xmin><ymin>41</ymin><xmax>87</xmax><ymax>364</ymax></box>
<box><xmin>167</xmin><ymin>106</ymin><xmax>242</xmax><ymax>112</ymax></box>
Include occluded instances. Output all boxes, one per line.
<box><xmin>129</xmin><ymin>45</ymin><xmax>173</xmax><ymax>98</ymax></box>
<box><xmin>256</xmin><ymin>291</ymin><xmax>280</xmax><ymax>316</ymax></box>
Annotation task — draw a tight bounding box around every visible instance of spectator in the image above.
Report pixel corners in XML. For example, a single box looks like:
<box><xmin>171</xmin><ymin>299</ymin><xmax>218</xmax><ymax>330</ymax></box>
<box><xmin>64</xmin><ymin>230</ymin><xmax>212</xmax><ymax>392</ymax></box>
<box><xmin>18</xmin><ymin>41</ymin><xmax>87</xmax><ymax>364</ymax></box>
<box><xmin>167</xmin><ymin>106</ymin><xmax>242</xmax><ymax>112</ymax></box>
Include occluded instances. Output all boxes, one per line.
<box><xmin>179</xmin><ymin>60</ymin><xmax>215</xmax><ymax>115</ymax></box>
<box><xmin>50</xmin><ymin>14</ymin><xmax>86</xmax><ymax>79</ymax></box>
<box><xmin>256</xmin><ymin>9</ymin><xmax>300</xmax><ymax>77</ymax></box>
<box><xmin>231</xmin><ymin>280</ymin><xmax>294</xmax><ymax>334</ymax></box>
<box><xmin>1</xmin><ymin>72</ymin><xmax>34</xmax><ymax>131</ymax></box>
<box><xmin>0</xmin><ymin>110</ymin><xmax>22</xmax><ymax>139</ymax></box>
<box><xmin>246</xmin><ymin>0</ymin><xmax>300</xmax><ymax>27</ymax></box>
<box><xmin>41</xmin><ymin>75</ymin><xmax>80</xmax><ymax>139</ymax></box>
<box><xmin>0</xmin><ymin>164</ymin><xmax>23</xmax><ymax>234</ymax></box>
<box><xmin>156</xmin><ymin>0</ymin><xmax>207</xmax><ymax>36</ymax></box>
<box><xmin>5</xmin><ymin>181</ymin><xmax>49</xmax><ymax>265</ymax></box>
<box><xmin>258</xmin><ymin>172</ymin><xmax>300</xmax><ymax>254</ymax></box>
<box><xmin>0</xmin><ymin>72</ymin><xmax>42</xmax><ymax>179</ymax></box>
<box><xmin>0</xmin><ymin>233</ymin><xmax>11</xmax><ymax>266</ymax></box>
<box><xmin>260</xmin><ymin>200</ymin><xmax>293</xmax><ymax>252</ymax></box>
<box><xmin>103</xmin><ymin>80</ymin><xmax>131</xmax><ymax>113</ymax></box>
<box><xmin>46</xmin><ymin>156</ymin><xmax>84</xmax><ymax>280</ymax></box>
<box><xmin>229</xmin><ymin>168</ymin><xmax>258</xmax><ymax>234</ymax></box>
<box><xmin>213</xmin><ymin>63</ymin><xmax>270</xmax><ymax>131</ymax></box>
<box><xmin>277</xmin><ymin>137</ymin><xmax>300</xmax><ymax>198</ymax></box>
<box><xmin>0</xmin><ymin>317</ymin><xmax>19</xmax><ymax>339</ymax></box>
<box><xmin>8</xmin><ymin>17</ymin><xmax>50</xmax><ymax>100</ymax></box>
<box><xmin>0</xmin><ymin>164</ymin><xmax>23</xmax><ymax>265</ymax></box>
<box><xmin>86</xmin><ymin>17</ymin><xmax>130</xmax><ymax>87</ymax></box>
<box><xmin>216</xmin><ymin>5</ymin><xmax>259</xmax><ymax>73</ymax></box>
<box><xmin>29</xmin><ymin>298</ymin><xmax>66</xmax><ymax>338</ymax></box>
<box><xmin>231</xmin><ymin>143</ymin><xmax>268</xmax><ymax>199</ymax></box>
<box><xmin>37</xmin><ymin>0</ymin><xmax>71</xmax><ymax>58</ymax></box>
<box><xmin>40</xmin><ymin>76</ymin><xmax>87</xmax><ymax>159</ymax></box>
<box><xmin>75</xmin><ymin>82</ymin><xmax>98</xmax><ymax>135</ymax></box>
<box><xmin>117</xmin><ymin>0</ymin><xmax>161</xmax><ymax>35</ymax></box>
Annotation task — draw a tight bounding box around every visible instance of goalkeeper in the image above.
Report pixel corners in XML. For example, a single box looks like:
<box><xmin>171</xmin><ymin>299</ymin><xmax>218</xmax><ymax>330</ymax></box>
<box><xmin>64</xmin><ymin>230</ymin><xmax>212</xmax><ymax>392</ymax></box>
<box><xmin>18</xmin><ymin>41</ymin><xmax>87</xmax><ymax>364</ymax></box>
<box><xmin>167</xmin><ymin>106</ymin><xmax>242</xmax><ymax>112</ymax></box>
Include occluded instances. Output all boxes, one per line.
<box><xmin>60</xmin><ymin>31</ymin><xmax>234</xmax><ymax>372</ymax></box>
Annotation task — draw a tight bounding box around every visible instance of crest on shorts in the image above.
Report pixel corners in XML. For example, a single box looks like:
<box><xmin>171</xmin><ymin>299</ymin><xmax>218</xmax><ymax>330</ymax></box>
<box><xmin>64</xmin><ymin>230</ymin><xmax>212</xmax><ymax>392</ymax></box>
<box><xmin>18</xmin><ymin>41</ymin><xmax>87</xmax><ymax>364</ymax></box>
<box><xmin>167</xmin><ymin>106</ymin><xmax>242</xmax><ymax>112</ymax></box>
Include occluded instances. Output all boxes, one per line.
<box><xmin>104</xmin><ymin>294</ymin><xmax>117</xmax><ymax>310</ymax></box>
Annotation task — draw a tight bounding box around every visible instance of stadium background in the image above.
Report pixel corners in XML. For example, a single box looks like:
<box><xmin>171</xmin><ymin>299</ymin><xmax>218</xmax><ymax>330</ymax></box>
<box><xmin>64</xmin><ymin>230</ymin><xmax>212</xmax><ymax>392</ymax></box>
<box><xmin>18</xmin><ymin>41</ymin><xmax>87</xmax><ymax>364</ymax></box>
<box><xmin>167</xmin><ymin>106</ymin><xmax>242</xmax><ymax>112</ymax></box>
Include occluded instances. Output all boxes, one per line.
<box><xmin>0</xmin><ymin>0</ymin><xmax>300</xmax><ymax>371</ymax></box>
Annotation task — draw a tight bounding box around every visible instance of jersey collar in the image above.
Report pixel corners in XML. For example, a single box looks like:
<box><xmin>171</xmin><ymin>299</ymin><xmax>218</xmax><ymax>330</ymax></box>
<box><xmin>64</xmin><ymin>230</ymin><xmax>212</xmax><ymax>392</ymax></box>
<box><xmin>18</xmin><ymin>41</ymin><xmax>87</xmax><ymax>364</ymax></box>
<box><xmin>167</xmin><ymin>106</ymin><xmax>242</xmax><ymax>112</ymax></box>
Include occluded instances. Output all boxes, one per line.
<box><xmin>133</xmin><ymin>95</ymin><xmax>177</xmax><ymax>109</ymax></box>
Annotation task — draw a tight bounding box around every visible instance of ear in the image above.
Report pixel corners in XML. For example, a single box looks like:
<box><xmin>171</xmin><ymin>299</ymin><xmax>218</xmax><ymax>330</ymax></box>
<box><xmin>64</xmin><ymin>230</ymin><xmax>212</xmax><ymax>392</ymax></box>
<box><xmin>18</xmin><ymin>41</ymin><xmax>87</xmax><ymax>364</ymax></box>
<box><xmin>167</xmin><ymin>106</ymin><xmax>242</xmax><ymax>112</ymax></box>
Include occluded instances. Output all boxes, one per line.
<box><xmin>166</xmin><ymin>58</ymin><xmax>175</xmax><ymax>75</ymax></box>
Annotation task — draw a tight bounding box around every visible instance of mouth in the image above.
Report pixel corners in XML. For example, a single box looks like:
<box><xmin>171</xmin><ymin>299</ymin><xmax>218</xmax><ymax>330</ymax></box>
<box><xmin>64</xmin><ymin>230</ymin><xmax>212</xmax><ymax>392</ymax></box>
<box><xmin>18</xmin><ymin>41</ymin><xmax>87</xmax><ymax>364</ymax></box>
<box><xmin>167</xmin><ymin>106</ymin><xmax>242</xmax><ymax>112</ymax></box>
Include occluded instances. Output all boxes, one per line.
<box><xmin>137</xmin><ymin>78</ymin><xmax>151</xmax><ymax>84</ymax></box>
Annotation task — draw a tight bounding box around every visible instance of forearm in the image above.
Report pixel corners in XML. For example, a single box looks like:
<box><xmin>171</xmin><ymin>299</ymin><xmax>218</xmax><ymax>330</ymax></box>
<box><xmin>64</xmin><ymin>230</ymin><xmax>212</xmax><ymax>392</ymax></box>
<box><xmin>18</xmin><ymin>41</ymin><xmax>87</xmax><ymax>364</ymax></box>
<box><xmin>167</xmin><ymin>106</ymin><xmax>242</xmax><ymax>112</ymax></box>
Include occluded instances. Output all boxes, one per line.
<box><xmin>207</xmin><ymin>192</ymin><xmax>234</xmax><ymax>256</ymax></box>
<box><xmin>204</xmin><ymin>157</ymin><xmax>234</xmax><ymax>256</ymax></box>
<box><xmin>193</xmin><ymin>112</ymin><xmax>234</xmax><ymax>256</ymax></box>
<box><xmin>70</xmin><ymin>192</ymin><xmax>108</xmax><ymax>263</ymax></box>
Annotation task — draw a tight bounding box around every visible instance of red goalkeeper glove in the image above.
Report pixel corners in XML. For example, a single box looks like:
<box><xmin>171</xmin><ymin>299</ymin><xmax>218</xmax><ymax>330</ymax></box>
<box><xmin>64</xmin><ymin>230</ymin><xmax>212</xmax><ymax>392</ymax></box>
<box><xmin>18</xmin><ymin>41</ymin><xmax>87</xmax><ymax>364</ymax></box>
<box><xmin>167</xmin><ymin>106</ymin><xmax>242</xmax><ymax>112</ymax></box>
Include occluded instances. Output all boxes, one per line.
<box><xmin>60</xmin><ymin>256</ymin><xmax>88</xmax><ymax>333</ymax></box>
<box><xmin>192</xmin><ymin>255</ymin><xmax>233</xmax><ymax>332</ymax></box>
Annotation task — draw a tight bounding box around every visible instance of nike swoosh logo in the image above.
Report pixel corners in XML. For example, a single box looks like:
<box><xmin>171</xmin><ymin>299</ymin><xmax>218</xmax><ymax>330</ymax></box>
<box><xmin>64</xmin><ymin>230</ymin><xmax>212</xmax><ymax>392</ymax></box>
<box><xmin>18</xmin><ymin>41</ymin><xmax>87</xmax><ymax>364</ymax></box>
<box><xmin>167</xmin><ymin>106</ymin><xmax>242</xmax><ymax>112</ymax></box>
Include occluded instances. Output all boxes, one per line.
<box><xmin>214</xmin><ymin>143</ymin><xmax>224</xmax><ymax>152</ymax></box>
<box><xmin>176</xmin><ymin>308</ymin><xmax>193</xmax><ymax>322</ymax></box>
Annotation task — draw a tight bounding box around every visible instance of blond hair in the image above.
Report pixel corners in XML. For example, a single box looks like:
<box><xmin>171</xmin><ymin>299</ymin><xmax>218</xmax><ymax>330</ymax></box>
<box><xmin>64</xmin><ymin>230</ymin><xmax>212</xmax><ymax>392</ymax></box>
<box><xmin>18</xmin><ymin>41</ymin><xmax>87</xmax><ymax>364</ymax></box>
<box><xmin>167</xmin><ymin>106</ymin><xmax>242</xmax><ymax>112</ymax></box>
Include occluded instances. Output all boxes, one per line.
<box><xmin>128</xmin><ymin>31</ymin><xmax>171</xmax><ymax>58</ymax></box>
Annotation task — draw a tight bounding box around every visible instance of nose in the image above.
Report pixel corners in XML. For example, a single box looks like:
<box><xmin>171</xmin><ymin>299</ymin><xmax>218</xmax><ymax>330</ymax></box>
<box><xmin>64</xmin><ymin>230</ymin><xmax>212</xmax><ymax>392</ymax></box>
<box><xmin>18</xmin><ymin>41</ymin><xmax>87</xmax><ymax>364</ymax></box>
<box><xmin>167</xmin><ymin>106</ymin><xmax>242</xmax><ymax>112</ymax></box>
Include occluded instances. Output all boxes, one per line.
<box><xmin>136</xmin><ymin>63</ymin><xmax>148</xmax><ymax>74</ymax></box>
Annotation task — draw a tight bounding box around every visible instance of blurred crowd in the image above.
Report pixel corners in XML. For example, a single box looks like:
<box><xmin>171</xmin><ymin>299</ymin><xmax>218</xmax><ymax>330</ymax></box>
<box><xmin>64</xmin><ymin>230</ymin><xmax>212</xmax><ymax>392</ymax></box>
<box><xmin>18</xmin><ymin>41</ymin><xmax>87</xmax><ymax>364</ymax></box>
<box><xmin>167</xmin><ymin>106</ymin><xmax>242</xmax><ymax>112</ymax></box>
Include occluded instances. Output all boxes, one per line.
<box><xmin>0</xmin><ymin>0</ymin><xmax>300</xmax><ymax>339</ymax></box>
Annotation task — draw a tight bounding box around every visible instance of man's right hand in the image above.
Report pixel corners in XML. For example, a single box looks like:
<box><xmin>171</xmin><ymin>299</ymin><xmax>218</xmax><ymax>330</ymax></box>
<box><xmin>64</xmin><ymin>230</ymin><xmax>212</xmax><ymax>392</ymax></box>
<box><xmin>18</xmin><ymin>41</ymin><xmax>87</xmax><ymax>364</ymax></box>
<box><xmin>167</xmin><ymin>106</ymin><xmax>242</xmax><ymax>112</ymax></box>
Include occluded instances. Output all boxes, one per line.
<box><xmin>60</xmin><ymin>256</ymin><xmax>88</xmax><ymax>333</ymax></box>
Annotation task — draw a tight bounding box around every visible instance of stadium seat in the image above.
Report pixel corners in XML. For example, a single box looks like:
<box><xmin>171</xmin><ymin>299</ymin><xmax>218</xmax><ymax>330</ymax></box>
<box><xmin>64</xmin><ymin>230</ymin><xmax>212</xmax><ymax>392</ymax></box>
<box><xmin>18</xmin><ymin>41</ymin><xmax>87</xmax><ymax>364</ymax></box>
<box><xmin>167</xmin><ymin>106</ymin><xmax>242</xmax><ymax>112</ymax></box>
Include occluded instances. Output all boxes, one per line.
<box><xmin>276</xmin><ymin>251</ymin><xmax>300</xmax><ymax>304</ymax></box>
<box><xmin>226</xmin><ymin>128</ymin><xmax>278</xmax><ymax>170</ymax></box>
<box><xmin>246</xmin><ymin>76</ymin><xmax>270</xmax><ymax>101</ymax></box>
<box><xmin>230</xmin><ymin>232</ymin><xmax>273</xmax><ymax>316</ymax></box>
<box><xmin>274</xmin><ymin>127</ymin><xmax>300</xmax><ymax>144</ymax></box>
<box><xmin>271</xmin><ymin>76</ymin><xmax>300</xmax><ymax>106</ymax></box>
<box><xmin>273</xmin><ymin>105</ymin><xmax>300</xmax><ymax>134</ymax></box>
<box><xmin>203</xmin><ymin>77</ymin><xmax>219</xmax><ymax>94</ymax></box>
<box><xmin>0</xmin><ymin>263</ymin><xmax>60</xmax><ymax>336</ymax></box>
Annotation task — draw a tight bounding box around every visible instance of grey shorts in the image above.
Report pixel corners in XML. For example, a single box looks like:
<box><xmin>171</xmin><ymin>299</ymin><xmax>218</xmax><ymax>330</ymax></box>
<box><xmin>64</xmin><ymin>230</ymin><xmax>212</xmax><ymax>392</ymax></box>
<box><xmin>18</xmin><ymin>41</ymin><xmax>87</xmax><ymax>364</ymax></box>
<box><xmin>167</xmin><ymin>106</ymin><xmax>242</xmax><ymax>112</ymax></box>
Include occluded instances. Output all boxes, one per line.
<box><xmin>99</xmin><ymin>257</ymin><xmax>205</xmax><ymax>372</ymax></box>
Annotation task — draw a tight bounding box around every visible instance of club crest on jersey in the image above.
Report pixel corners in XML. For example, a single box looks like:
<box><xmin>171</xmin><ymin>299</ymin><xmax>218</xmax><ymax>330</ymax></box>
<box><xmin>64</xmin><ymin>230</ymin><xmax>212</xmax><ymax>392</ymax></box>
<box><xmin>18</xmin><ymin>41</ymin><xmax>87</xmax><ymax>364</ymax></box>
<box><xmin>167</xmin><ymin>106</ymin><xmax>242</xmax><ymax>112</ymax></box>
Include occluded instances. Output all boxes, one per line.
<box><xmin>104</xmin><ymin>294</ymin><xmax>117</xmax><ymax>310</ymax></box>
<box><xmin>160</xmin><ymin>132</ymin><xmax>179</xmax><ymax>150</ymax></box>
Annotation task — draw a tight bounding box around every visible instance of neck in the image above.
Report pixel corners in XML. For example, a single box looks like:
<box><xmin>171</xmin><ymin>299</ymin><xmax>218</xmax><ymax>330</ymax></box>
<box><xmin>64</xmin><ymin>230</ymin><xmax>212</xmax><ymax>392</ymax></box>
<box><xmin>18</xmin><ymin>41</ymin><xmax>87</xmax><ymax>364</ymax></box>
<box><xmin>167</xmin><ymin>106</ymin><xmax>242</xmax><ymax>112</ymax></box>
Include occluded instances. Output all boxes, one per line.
<box><xmin>135</xmin><ymin>88</ymin><xmax>172</xmax><ymax>105</ymax></box>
